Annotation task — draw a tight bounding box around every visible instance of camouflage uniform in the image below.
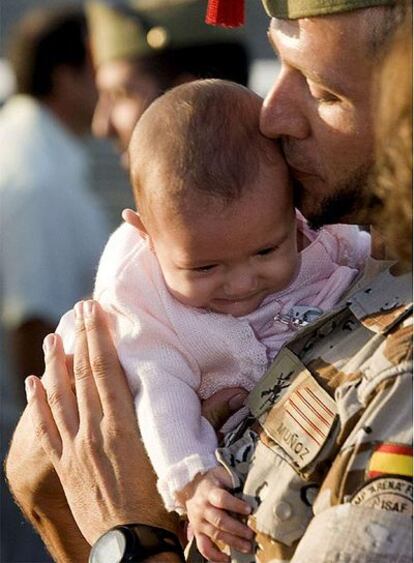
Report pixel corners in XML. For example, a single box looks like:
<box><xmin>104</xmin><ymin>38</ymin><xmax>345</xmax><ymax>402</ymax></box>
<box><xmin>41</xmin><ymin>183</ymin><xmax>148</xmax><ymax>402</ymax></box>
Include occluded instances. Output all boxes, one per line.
<box><xmin>214</xmin><ymin>266</ymin><xmax>412</xmax><ymax>562</ymax></box>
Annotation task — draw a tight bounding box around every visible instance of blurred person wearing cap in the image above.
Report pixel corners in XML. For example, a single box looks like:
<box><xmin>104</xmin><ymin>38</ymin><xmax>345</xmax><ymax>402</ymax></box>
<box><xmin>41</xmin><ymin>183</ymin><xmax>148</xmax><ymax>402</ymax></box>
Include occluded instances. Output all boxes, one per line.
<box><xmin>0</xmin><ymin>6</ymin><xmax>109</xmax><ymax>562</ymax></box>
<box><xmin>86</xmin><ymin>0</ymin><xmax>249</xmax><ymax>168</ymax></box>
<box><xmin>5</xmin><ymin>1</ymin><xmax>413</xmax><ymax>562</ymax></box>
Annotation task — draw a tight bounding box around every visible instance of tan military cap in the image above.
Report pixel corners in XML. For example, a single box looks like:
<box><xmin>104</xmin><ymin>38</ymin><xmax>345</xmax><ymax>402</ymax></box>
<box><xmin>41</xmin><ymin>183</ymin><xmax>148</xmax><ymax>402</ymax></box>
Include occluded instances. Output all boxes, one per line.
<box><xmin>262</xmin><ymin>0</ymin><xmax>396</xmax><ymax>19</ymax></box>
<box><xmin>87</xmin><ymin>0</ymin><xmax>245</xmax><ymax>67</ymax></box>
<box><xmin>205</xmin><ymin>0</ymin><xmax>396</xmax><ymax>26</ymax></box>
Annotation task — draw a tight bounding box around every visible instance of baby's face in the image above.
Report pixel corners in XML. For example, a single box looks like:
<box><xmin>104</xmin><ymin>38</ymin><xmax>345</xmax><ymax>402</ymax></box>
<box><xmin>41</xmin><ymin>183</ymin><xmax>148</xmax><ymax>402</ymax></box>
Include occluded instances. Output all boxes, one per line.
<box><xmin>148</xmin><ymin>161</ymin><xmax>299</xmax><ymax>317</ymax></box>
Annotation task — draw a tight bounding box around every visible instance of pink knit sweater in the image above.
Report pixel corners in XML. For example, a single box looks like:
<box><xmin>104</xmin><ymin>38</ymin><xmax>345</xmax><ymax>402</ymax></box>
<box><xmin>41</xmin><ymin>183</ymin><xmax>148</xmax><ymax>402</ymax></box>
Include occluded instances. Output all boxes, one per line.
<box><xmin>57</xmin><ymin>218</ymin><xmax>370</xmax><ymax>512</ymax></box>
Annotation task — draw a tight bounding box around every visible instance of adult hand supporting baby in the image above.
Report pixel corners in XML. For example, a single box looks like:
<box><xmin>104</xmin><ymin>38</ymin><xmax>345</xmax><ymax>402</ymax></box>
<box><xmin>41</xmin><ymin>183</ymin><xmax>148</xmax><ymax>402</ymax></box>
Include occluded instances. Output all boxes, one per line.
<box><xmin>25</xmin><ymin>300</ymin><xmax>180</xmax><ymax>557</ymax></box>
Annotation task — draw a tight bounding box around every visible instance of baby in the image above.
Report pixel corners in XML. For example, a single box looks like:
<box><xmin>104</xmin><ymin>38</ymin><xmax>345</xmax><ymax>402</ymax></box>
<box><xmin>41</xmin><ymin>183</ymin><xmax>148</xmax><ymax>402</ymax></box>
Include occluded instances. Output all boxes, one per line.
<box><xmin>58</xmin><ymin>80</ymin><xmax>370</xmax><ymax>559</ymax></box>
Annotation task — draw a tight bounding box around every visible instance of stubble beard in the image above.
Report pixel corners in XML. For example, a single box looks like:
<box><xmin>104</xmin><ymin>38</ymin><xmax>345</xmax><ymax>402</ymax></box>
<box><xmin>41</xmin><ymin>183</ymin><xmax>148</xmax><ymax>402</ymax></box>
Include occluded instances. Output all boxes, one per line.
<box><xmin>293</xmin><ymin>164</ymin><xmax>377</xmax><ymax>230</ymax></box>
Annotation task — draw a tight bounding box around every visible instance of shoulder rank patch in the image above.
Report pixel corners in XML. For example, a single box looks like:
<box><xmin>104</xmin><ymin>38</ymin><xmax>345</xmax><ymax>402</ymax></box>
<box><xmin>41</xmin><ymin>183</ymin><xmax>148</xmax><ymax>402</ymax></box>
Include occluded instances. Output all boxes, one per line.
<box><xmin>367</xmin><ymin>444</ymin><xmax>413</xmax><ymax>479</ymax></box>
<box><xmin>351</xmin><ymin>476</ymin><xmax>413</xmax><ymax>516</ymax></box>
<box><xmin>261</xmin><ymin>370</ymin><xmax>337</xmax><ymax>469</ymax></box>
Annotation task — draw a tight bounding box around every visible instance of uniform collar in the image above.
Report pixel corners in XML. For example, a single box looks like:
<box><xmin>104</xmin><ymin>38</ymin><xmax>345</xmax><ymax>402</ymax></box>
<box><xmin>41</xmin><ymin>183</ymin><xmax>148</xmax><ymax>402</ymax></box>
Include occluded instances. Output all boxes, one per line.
<box><xmin>346</xmin><ymin>266</ymin><xmax>412</xmax><ymax>334</ymax></box>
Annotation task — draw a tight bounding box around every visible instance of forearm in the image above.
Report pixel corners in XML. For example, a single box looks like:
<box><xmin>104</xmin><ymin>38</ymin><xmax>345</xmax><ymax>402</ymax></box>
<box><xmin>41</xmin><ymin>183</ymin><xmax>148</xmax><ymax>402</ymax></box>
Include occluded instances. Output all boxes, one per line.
<box><xmin>27</xmin><ymin>504</ymin><xmax>91</xmax><ymax>563</ymax></box>
<box><xmin>6</xmin><ymin>407</ymin><xmax>90</xmax><ymax>562</ymax></box>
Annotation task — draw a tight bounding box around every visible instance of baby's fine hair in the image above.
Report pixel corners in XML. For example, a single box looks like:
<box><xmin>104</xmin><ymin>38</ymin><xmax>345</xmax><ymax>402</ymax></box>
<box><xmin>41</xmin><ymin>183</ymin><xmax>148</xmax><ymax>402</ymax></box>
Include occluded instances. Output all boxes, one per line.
<box><xmin>129</xmin><ymin>79</ymin><xmax>281</xmax><ymax>211</ymax></box>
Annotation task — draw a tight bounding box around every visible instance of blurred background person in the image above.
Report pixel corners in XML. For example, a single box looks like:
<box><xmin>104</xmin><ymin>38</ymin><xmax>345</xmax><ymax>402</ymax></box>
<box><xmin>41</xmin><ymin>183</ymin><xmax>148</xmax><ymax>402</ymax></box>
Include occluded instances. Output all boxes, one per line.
<box><xmin>0</xmin><ymin>5</ymin><xmax>109</xmax><ymax>405</ymax></box>
<box><xmin>0</xmin><ymin>6</ymin><xmax>109</xmax><ymax>562</ymax></box>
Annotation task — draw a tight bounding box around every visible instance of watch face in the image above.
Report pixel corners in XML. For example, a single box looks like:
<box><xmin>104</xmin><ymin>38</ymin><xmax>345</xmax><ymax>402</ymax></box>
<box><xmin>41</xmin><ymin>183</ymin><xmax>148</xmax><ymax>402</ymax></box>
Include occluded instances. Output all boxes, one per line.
<box><xmin>90</xmin><ymin>530</ymin><xmax>126</xmax><ymax>563</ymax></box>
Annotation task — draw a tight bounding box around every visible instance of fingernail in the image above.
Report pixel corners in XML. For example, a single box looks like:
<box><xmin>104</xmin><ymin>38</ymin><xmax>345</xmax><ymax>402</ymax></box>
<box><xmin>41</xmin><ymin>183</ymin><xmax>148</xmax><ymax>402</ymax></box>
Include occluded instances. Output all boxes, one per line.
<box><xmin>25</xmin><ymin>377</ymin><xmax>35</xmax><ymax>400</ymax></box>
<box><xmin>84</xmin><ymin>300</ymin><xmax>95</xmax><ymax>317</ymax></box>
<box><xmin>74</xmin><ymin>301</ymin><xmax>83</xmax><ymax>320</ymax></box>
<box><xmin>43</xmin><ymin>334</ymin><xmax>56</xmax><ymax>353</ymax></box>
<box><xmin>228</xmin><ymin>392</ymin><xmax>246</xmax><ymax>410</ymax></box>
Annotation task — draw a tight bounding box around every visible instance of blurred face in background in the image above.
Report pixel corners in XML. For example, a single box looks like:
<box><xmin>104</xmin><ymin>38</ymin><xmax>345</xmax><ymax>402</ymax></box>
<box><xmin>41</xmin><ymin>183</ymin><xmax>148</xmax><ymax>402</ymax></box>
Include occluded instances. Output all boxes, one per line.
<box><xmin>92</xmin><ymin>59</ymin><xmax>161</xmax><ymax>167</ymax></box>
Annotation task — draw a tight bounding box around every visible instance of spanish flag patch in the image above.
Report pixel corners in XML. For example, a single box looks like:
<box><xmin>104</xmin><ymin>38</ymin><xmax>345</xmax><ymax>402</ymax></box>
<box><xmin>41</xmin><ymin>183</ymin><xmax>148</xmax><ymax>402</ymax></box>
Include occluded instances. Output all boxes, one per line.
<box><xmin>368</xmin><ymin>443</ymin><xmax>413</xmax><ymax>479</ymax></box>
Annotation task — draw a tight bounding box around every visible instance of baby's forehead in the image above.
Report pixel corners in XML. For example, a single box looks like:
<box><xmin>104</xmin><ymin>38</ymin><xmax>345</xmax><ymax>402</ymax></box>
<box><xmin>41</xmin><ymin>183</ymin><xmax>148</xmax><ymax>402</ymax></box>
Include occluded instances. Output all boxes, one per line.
<box><xmin>141</xmin><ymin>141</ymin><xmax>288</xmax><ymax>211</ymax></box>
<box><xmin>132</xmin><ymin>79</ymin><xmax>288</xmax><ymax>207</ymax></box>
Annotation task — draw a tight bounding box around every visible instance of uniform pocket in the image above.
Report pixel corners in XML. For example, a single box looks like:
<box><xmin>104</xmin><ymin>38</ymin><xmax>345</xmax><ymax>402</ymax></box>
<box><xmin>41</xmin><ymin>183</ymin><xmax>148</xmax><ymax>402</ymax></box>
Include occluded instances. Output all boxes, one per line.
<box><xmin>217</xmin><ymin>428</ymin><xmax>316</xmax><ymax>549</ymax></box>
<box><xmin>242</xmin><ymin>440</ymin><xmax>315</xmax><ymax>546</ymax></box>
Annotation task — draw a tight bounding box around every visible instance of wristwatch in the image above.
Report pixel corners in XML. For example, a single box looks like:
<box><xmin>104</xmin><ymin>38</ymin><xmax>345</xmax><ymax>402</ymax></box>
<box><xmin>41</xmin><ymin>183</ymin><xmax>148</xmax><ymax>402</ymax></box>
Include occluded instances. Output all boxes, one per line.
<box><xmin>89</xmin><ymin>523</ymin><xmax>185</xmax><ymax>562</ymax></box>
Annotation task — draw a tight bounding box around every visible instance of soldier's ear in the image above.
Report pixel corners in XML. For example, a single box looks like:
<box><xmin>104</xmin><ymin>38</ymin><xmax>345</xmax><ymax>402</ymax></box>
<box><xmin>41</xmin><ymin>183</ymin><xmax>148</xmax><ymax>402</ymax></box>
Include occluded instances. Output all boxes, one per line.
<box><xmin>122</xmin><ymin>208</ymin><xmax>148</xmax><ymax>236</ymax></box>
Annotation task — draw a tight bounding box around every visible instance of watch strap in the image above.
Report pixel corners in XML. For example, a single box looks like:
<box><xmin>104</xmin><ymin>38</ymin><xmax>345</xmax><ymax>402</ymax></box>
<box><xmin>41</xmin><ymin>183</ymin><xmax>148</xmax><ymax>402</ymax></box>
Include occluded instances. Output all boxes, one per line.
<box><xmin>114</xmin><ymin>523</ymin><xmax>185</xmax><ymax>562</ymax></box>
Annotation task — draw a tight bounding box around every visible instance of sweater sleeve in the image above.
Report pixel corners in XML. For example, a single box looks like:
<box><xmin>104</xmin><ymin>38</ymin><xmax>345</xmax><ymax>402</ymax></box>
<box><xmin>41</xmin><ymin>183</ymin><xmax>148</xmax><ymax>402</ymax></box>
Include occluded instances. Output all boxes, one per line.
<box><xmin>94</xmin><ymin>225</ymin><xmax>219</xmax><ymax>512</ymax></box>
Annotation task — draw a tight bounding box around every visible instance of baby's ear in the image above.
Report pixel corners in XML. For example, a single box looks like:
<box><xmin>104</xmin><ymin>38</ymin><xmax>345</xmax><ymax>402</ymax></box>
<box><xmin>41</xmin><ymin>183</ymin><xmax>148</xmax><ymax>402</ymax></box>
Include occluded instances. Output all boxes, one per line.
<box><xmin>122</xmin><ymin>208</ymin><xmax>148</xmax><ymax>236</ymax></box>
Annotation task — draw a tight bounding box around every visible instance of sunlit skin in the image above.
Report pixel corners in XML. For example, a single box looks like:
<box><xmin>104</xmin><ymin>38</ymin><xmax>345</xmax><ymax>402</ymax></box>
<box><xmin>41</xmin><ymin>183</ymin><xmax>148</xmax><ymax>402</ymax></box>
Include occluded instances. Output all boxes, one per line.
<box><xmin>92</xmin><ymin>60</ymin><xmax>161</xmax><ymax>168</ymax></box>
<box><xmin>125</xmin><ymin>156</ymin><xmax>301</xmax><ymax>318</ymax></box>
<box><xmin>260</xmin><ymin>13</ymin><xmax>377</xmax><ymax>227</ymax></box>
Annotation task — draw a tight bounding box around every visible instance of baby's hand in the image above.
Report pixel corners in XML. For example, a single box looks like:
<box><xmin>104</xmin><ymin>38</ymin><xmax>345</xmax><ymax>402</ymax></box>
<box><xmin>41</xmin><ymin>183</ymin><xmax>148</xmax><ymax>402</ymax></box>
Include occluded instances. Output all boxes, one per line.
<box><xmin>178</xmin><ymin>466</ymin><xmax>253</xmax><ymax>562</ymax></box>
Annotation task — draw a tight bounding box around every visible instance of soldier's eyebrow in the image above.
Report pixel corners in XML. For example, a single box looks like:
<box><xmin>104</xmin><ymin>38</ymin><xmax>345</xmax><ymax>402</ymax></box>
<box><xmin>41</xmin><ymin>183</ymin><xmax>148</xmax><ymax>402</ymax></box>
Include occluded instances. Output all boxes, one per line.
<box><xmin>266</xmin><ymin>29</ymin><xmax>345</xmax><ymax>97</ymax></box>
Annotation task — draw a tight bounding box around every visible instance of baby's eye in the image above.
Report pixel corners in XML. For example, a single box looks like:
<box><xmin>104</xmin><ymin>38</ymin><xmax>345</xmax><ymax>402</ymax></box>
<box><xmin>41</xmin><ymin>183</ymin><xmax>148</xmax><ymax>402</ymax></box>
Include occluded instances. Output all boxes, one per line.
<box><xmin>257</xmin><ymin>246</ymin><xmax>277</xmax><ymax>257</ymax></box>
<box><xmin>191</xmin><ymin>264</ymin><xmax>217</xmax><ymax>273</ymax></box>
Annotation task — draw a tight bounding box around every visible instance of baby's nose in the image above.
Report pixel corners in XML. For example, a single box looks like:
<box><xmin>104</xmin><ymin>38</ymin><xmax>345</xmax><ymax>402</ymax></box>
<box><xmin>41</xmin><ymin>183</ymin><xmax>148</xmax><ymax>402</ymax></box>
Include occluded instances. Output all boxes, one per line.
<box><xmin>223</xmin><ymin>268</ymin><xmax>257</xmax><ymax>297</ymax></box>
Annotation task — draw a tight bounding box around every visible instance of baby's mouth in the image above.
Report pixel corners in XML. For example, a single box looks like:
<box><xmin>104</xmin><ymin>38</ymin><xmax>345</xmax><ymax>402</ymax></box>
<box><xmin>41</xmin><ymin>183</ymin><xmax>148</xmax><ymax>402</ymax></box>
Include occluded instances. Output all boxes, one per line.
<box><xmin>214</xmin><ymin>292</ymin><xmax>261</xmax><ymax>304</ymax></box>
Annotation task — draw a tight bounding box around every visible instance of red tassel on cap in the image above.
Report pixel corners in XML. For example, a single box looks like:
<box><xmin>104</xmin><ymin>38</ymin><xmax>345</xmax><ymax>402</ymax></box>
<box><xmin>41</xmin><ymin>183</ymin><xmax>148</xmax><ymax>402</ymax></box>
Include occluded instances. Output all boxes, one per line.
<box><xmin>205</xmin><ymin>0</ymin><xmax>245</xmax><ymax>28</ymax></box>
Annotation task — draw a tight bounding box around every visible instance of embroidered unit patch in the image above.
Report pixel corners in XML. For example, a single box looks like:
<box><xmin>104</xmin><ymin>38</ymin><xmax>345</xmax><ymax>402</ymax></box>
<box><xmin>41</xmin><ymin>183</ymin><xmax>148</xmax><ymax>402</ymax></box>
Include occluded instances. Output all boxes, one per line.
<box><xmin>367</xmin><ymin>444</ymin><xmax>413</xmax><ymax>479</ymax></box>
<box><xmin>262</xmin><ymin>370</ymin><xmax>337</xmax><ymax>469</ymax></box>
<box><xmin>351</xmin><ymin>476</ymin><xmax>413</xmax><ymax>516</ymax></box>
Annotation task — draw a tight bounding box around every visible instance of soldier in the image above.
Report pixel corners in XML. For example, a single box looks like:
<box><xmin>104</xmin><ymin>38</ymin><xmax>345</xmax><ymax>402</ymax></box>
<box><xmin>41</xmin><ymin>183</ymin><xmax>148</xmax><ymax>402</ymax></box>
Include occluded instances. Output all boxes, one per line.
<box><xmin>6</xmin><ymin>1</ymin><xmax>412</xmax><ymax>562</ymax></box>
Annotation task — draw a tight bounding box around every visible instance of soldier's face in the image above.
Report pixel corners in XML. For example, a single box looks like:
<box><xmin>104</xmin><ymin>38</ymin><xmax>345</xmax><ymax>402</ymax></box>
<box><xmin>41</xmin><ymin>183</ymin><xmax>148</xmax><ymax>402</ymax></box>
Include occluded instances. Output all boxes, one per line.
<box><xmin>92</xmin><ymin>60</ymin><xmax>161</xmax><ymax>168</ymax></box>
<box><xmin>260</xmin><ymin>12</ymin><xmax>377</xmax><ymax>228</ymax></box>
